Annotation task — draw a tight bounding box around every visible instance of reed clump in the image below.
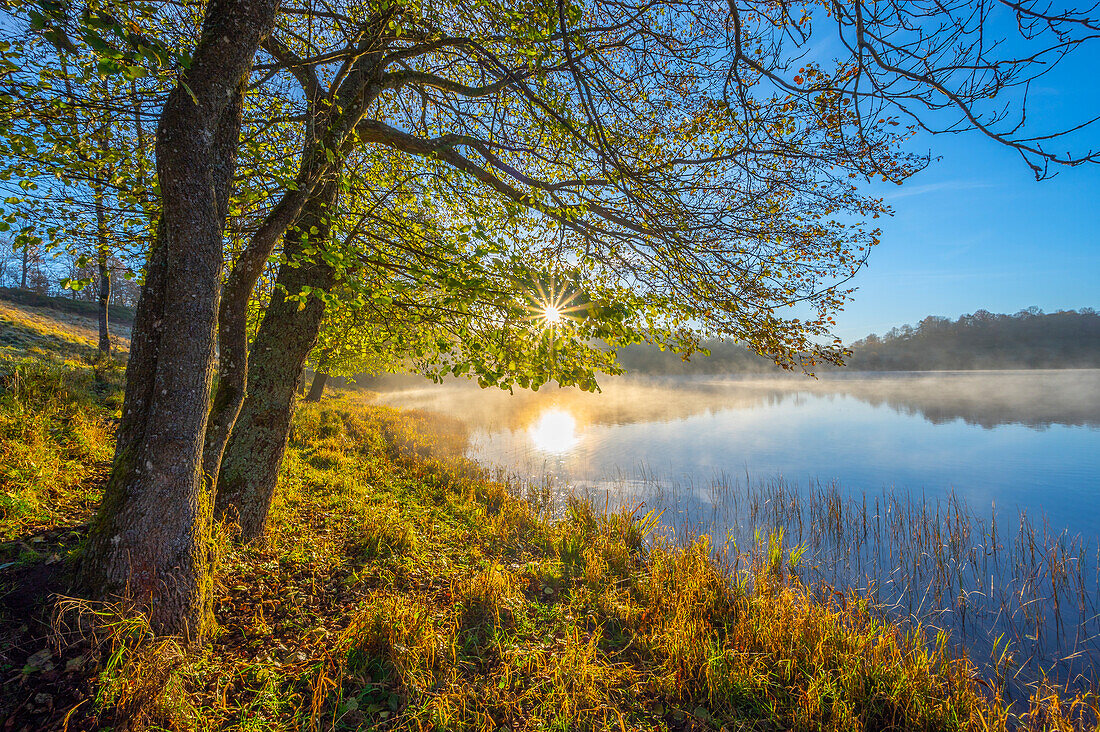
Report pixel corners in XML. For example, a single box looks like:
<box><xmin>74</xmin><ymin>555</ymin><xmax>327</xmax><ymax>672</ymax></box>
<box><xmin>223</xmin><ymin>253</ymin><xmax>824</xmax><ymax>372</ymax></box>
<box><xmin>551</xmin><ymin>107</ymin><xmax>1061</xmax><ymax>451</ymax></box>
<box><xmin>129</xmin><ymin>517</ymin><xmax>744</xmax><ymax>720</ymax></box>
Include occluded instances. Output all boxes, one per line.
<box><xmin>617</xmin><ymin>470</ymin><xmax>1100</xmax><ymax>699</ymax></box>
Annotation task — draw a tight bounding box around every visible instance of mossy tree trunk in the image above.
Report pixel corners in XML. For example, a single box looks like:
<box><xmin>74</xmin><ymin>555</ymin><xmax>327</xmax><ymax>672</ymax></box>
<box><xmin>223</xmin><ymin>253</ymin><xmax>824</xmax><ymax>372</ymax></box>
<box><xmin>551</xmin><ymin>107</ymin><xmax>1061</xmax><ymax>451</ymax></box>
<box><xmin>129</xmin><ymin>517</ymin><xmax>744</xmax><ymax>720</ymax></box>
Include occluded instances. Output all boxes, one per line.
<box><xmin>79</xmin><ymin>0</ymin><xmax>279</xmax><ymax>641</ymax></box>
<box><xmin>201</xmin><ymin>174</ymin><xmax>316</xmax><ymax>492</ymax></box>
<box><xmin>215</xmin><ymin>177</ymin><xmax>339</xmax><ymax>540</ymax></box>
<box><xmin>201</xmin><ymin>36</ymin><xmax>387</xmax><ymax>494</ymax></box>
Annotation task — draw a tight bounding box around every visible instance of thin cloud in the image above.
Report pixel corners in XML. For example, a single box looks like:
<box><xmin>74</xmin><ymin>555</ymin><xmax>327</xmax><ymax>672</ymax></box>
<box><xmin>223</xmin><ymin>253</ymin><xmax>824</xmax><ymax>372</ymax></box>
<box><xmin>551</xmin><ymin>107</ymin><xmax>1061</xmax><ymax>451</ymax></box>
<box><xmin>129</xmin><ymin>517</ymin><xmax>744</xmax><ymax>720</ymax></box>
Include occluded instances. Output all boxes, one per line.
<box><xmin>884</xmin><ymin>180</ymin><xmax>997</xmax><ymax>200</ymax></box>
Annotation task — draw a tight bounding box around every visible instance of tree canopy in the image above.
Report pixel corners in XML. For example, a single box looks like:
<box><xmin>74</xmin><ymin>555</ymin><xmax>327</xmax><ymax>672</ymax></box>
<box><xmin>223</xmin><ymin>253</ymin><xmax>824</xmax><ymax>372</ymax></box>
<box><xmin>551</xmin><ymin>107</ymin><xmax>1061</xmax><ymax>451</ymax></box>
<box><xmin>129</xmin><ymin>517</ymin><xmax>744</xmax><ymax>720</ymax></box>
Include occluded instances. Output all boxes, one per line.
<box><xmin>7</xmin><ymin>0</ymin><xmax>1099</xmax><ymax>375</ymax></box>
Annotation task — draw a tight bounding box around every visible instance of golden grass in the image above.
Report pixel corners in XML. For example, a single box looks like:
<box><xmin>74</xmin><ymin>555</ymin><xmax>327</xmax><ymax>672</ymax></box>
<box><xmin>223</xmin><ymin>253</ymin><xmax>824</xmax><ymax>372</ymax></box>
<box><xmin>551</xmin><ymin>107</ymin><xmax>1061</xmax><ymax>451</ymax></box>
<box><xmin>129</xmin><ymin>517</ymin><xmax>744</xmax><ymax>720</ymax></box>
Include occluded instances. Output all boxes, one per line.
<box><xmin>0</xmin><ymin>299</ymin><xmax>130</xmax><ymax>359</ymax></box>
<box><xmin>0</xmin><ymin>351</ymin><xmax>122</xmax><ymax>540</ymax></box>
<box><xmin>50</xmin><ymin>597</ymin><xmax>197</xmax><ymax>731</ymax></box>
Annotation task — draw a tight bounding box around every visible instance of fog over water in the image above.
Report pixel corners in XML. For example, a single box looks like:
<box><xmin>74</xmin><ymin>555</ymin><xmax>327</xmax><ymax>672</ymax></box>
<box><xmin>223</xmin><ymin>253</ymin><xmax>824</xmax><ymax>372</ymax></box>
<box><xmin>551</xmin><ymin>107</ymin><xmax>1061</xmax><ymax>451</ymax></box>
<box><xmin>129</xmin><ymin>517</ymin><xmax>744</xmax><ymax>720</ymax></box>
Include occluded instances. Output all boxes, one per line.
<box><xmin>373</xmin><ymin>370</ymin><xmax>1100</xmax><ymax>536</ymax></box>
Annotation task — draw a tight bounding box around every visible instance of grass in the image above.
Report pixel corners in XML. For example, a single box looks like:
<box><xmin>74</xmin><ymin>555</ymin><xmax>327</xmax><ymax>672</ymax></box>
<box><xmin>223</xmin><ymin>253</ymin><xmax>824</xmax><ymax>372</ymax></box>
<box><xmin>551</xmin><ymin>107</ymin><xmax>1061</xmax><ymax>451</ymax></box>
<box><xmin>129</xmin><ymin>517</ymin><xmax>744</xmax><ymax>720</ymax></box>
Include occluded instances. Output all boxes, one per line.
<box><xmin>1</xmin><ymin>300</ymin><xmax>1099</xmax><ymax>730</ymax></box>
<box><xmin>0</xmin><ymin>297</ymin><xmax>124</xmax><ymax>544</ymax></box>
<box><xmin>618</xmin><ymin>471</ymin><xmax>1100</xmax><ymax>701</ymax></box>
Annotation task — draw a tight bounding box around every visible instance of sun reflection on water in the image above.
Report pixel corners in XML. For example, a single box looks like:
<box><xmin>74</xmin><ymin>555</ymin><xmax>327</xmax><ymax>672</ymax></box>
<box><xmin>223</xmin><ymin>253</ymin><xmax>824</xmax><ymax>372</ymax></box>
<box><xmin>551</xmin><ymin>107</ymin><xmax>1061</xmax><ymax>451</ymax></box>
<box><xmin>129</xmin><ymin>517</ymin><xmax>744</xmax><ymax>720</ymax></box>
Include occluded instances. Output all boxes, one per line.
<box><xmin>528</xmin><ymin>408</ymin><xmax>579</xmax><ymax>454</ymax></box>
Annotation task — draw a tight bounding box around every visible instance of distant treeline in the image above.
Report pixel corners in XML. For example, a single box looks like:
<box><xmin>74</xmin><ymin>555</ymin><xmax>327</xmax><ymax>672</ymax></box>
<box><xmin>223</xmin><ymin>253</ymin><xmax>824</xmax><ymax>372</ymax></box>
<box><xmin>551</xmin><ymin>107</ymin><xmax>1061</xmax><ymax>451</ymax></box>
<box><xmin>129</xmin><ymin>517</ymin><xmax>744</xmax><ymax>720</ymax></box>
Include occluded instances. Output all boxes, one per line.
<box><xmin>615</xmin><ymin>307</ymin><xmax>1100</xmax><ymax>375</ymax></box>
<box><xmin>846</xmin><ymin>308</ymin><xmax>1100</xmax><ymax>370</ymax></box>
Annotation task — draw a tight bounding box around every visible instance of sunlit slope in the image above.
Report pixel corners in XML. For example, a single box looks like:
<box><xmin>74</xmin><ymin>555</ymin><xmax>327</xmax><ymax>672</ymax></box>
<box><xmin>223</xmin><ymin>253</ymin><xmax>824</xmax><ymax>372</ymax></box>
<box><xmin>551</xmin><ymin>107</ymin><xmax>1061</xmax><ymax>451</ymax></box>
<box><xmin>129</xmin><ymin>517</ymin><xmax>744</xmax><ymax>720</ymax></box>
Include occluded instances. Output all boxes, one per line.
<box><xmin>0</xmin><ymin>290</ymin><xmax>127</xmax><ymax>539</ymax></box>
<box><xmin>0</xmin><ymin>288</ymin><xmax>131</xmax><ymax>359</ymax></box>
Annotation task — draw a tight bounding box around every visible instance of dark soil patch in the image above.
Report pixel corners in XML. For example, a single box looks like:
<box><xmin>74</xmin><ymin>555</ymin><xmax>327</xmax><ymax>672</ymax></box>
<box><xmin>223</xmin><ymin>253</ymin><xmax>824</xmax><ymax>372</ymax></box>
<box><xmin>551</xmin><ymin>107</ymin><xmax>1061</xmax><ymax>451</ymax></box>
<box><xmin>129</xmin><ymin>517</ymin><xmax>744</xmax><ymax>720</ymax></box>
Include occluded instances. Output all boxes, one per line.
<box><xmin>0</xmin><ymin>526</ymin><xmax>99</xmax><ymax>732</ymax></box>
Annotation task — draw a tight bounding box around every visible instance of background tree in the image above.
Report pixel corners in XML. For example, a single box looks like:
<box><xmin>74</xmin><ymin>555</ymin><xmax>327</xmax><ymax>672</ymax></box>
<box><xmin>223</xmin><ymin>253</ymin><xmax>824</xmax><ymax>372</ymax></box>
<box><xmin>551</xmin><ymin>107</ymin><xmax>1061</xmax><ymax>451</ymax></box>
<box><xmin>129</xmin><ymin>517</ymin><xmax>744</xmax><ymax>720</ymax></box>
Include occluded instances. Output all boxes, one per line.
<box><xmin>0</xmin><ymin>6</ymin><xmax>158</xmax><ymax>355</ymax></box>
<box><xmin>847</xmin><ymin>308</ymin><xmax>1100</xmax><ymax>370</ymax></box>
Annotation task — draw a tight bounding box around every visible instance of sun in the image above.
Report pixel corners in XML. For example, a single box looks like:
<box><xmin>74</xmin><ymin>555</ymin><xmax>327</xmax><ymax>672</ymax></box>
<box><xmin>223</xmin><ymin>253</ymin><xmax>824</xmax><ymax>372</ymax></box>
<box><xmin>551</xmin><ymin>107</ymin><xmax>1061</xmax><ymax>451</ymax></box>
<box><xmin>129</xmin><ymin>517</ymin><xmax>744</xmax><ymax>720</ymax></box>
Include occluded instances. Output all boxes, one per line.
<box><xmin>528</xmin><ymin>408</ymin><xmax>578</xmax><ymax>453</ymax></box>
<box><xmin>542</xmin><ymin>304</ymin><xmax>563</xmax><ymax>324</ymax></box>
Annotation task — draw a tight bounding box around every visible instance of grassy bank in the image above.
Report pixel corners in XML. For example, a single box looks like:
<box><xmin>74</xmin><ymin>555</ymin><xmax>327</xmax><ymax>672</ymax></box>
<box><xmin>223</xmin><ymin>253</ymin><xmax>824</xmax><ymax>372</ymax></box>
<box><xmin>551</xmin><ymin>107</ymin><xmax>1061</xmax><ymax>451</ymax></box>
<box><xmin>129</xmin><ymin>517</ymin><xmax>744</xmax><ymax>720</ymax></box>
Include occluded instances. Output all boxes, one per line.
<box><xmin>1</xmin><ymin>301</ymin><xmax>1098</xmax><ymax>730</ymax></box>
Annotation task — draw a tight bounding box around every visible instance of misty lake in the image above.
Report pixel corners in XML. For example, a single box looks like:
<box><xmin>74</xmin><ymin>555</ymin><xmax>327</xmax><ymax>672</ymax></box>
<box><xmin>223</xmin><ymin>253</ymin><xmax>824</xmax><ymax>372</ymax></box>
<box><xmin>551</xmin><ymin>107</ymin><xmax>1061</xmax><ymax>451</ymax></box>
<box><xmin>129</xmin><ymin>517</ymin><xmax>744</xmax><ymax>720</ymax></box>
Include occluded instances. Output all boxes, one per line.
<box><xmin>375</xmin><ymin>369</ymin><xmax>1100</xmax><ymax>537</ymax></box>
<box><xmin>374</xmin><ymin>369</ymin><xmax>1100</xmax><ymax>687</ymax></box>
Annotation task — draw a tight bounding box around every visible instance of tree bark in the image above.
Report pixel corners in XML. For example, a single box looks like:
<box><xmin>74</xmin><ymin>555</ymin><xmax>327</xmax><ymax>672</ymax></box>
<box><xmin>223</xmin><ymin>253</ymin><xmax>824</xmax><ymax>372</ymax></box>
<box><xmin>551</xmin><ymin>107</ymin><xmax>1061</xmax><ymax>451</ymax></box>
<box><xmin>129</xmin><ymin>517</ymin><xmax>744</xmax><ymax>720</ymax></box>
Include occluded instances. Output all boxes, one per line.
<box><xmin>304</xmin><ymin>370</ymin><xmax>327</xmax><ymax>402</ymax></box>
<box><xmin>79</xmin><ymin>0</ymin><xmax>280</xmax><ymax>641</ymax></box>
<box><xmin>216</xmin><ymin>177</ymin><xmax>339</xmax><ymax>540</ymax></box>
<box><xmin>201</xmin><ymin>177</ymin><xmax>314</xmax><ymax>492</ymax></box>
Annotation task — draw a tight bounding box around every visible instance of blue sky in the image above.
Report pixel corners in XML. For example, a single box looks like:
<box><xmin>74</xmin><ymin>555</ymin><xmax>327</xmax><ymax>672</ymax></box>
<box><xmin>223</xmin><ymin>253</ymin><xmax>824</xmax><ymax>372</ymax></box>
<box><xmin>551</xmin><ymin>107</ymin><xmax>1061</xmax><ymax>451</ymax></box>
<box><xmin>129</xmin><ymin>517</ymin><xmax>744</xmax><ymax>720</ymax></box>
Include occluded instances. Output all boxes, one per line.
<box><xmin>834</xmin><ymin>43</ymin><xmax>1100</xmax><ymax>343</ymax></box>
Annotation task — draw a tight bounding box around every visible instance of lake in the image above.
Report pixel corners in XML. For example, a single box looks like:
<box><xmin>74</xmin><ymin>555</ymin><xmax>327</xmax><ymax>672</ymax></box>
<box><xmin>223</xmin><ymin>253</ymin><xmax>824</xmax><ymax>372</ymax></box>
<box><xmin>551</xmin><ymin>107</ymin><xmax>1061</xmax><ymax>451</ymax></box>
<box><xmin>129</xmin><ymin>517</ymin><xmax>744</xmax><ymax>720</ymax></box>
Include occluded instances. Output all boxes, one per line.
<box><xmin>374</xmin><ymin>370</ymin><xmax>1100</xmax><ymax>534</ymax></box>
<box><xmin>372</xmin><ymin>370</ymin><xmax>1100</xmax><ymax>690</ymax></box>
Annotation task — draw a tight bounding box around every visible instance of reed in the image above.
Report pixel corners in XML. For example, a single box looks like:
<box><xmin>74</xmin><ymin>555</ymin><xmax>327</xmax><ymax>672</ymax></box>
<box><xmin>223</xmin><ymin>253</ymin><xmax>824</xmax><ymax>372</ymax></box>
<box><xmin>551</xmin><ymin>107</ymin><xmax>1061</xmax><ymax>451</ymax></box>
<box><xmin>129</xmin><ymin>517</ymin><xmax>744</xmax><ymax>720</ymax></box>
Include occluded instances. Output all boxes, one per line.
<box><xmin>552</xmin><ymin>469</ymin><xmax>1100</xmax><ymax>702</ymax></box>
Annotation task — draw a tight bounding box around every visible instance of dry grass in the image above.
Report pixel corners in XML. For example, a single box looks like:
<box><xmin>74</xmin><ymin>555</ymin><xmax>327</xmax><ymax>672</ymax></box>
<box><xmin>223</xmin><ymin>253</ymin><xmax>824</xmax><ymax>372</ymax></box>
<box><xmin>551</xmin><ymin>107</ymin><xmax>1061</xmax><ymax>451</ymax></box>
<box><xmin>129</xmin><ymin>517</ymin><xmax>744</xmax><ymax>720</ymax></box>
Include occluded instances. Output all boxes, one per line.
<box><xmin>199</xmin><ymin>396</ymin><xmax>1100</xmax><ymax>731</ymax></box>
<box><xmin>0</xmin><ymin>303</ymin><xmax>124</xmax><ymax>541</ymax></box>
<box><xmin>50</xmin><ymin>597</ymin><xmax>197</xmax><ymax>731</ymax></box>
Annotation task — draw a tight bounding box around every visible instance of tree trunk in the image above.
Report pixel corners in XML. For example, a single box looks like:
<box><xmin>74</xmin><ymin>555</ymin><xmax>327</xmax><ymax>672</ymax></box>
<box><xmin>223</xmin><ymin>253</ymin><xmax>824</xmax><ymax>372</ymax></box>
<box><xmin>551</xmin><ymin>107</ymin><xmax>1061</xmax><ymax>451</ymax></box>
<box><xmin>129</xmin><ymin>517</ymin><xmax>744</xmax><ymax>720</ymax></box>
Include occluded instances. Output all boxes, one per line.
<box><xmin>202</xmin><ymin>51</ymin><xmax>387</xmax><ymax>493</ymax></box>
<box><xmin>79</xmin><ymin>0</ymin><xmax>279</xmax><ymax>641</ymax></box>
<box><xmin>94</xmin><ymin>181</ymin><xmax>111</xmax><ymax>357</ymax></box>
<box><xmin>216</xmin><ymin>178</ymin><xmax>339</xmax><ymax>540</ymax></box>
<box><xmin>200</xmin><ymin>174</ymin><xmax>320</xmax><ymax>492</ymax></box>
<box><xmin>304</xmin><ymin>370</ymin><xmax>327</xmax><ymax>402</ymax></box>
<box><xmin>20</xmin><ymin>243</ymin><xmax>27</xmax><ymax>289</ymax></box>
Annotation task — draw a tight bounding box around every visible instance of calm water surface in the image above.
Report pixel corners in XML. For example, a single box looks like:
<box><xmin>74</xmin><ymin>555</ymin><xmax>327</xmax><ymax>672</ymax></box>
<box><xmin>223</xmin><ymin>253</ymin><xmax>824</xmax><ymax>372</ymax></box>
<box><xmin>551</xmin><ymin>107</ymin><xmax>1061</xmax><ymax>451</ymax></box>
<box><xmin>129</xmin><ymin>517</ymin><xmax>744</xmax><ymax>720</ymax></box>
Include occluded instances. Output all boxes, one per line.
<box><xmin>376</xmin><ymin>370</ymin><xmax>1100</xmax><ymax>537</ymax></box>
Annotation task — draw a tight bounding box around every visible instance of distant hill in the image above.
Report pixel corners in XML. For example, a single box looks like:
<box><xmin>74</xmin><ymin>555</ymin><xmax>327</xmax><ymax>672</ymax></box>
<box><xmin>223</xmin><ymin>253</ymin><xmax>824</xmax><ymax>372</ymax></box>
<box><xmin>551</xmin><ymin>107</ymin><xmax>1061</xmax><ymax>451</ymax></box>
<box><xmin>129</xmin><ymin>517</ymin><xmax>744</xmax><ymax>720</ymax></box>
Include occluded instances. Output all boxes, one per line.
<box><xmin>612</xmin><ymin>307</ymin><xmax>1100</xmax><ymax>375</ymax></box>
<box><xmin>846</xmin><ymin>308</ymin><xmax>1100</xmax><ymax>370</ymax></box>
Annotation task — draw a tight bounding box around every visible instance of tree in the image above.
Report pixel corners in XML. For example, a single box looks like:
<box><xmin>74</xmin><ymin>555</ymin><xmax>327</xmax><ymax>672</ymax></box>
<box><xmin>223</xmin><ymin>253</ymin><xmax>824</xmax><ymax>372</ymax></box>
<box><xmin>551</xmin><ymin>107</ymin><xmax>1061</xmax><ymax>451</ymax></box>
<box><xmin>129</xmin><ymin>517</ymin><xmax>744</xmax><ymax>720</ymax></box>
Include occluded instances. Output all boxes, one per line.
<box><xmin>0</xmin><ymin>9</ymin><xmax>157</xmax><ymax>356</ymax></box>
<box><xmin>199</xmin><ymin>5</ymin><xmax>408</xmax><ymax>494</ymax></box>
<box><xmin>215</xmin><ymin>140</ymin><xmax>649</xmax><ymax>536</ymax></box>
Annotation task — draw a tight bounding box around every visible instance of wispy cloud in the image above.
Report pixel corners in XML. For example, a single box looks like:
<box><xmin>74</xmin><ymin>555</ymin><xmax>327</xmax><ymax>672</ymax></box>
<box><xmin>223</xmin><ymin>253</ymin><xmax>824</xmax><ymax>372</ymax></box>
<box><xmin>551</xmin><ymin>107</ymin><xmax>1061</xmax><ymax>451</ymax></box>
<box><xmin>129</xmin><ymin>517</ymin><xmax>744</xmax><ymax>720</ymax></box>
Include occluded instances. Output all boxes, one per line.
<box><xmin>884</xmin><ymin>180</ymin><xmax>997</xmax><ymax>200</ymax></box>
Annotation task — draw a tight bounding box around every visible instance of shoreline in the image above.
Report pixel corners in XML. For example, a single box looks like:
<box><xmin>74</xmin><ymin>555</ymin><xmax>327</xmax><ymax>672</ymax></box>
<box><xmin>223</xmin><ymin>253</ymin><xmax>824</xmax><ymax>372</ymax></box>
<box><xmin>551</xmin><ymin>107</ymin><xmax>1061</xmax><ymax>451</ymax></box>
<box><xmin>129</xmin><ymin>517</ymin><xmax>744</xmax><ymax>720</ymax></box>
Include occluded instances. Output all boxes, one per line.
<box><xmin>2</xmin><ymin>300</ymin><xmax>1098</xmax><ymax>730</ymax></box>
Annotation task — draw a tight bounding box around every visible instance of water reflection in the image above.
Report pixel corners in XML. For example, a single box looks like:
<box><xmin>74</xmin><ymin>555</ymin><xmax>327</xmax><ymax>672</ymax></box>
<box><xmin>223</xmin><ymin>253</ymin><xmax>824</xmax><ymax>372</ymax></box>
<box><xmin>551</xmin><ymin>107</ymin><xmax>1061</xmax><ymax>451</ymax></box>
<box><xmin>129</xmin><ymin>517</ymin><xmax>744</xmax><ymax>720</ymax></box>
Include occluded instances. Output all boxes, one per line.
<box><xmin>372</xmin><ymin>370</ymin><xmax>1100</xmax><ymax>537</ymax></box>
<box><xmin>528</xmin><ymin>408</ymin><xmax>579</xmax><ymax>453</ymax></box>
<box><xmin>373</xmin><ymin>370</ymin><xmax>1100</xmax><ymax>433</ymax></box>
